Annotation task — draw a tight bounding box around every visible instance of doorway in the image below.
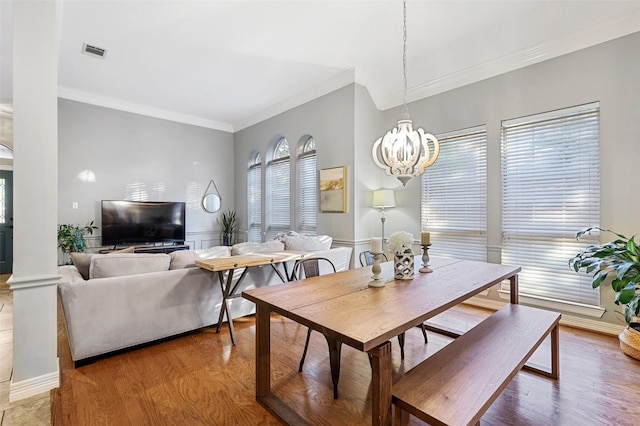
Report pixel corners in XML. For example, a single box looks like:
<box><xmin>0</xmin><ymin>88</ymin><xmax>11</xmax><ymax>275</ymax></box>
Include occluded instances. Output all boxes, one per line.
<box><xmin>0</xmin><ymin>171</ymin><xmax>13</xmax><ymax>274</ymax></box>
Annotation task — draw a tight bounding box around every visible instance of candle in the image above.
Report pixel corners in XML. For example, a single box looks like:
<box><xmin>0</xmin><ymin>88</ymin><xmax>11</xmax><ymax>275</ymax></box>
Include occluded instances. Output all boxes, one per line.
<box><xmin>421</xmin><ymin>231</ymin><xmax>431</xmax><ymax>245</ymax></box>
<box><xmin>371</xmin><ymin>237</ymin><xmax>382</xmax><ymax>253</ymax></box>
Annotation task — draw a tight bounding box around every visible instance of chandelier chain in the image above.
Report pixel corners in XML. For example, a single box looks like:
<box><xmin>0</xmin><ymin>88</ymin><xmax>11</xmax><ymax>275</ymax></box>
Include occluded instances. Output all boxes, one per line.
<box><xmin>402</xmin><ymin>0</ymin><xmax>408</xmax><ymax>115</ymax></box>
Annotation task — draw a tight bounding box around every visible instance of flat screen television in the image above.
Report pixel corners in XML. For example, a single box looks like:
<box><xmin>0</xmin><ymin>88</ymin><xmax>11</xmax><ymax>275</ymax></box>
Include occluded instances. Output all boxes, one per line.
<box><xmin>101</xmin><ymin>200</ymin><xmax>186</xmax><ymax>246</ymax></box>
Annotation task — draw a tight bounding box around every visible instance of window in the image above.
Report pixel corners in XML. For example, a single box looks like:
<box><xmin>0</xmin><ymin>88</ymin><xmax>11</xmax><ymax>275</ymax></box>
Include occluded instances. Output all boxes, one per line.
<box><xmin>247</xmin><ymin>152</ymin><xmax>262</xmax><ymax>242</ymax></box>
<box><xmin>421</xmin><ymin>126</ymin><xmax>487</xmax><ymax>261</ymax></box>
<box><xmin>501</xmin><ymin>102</ymin><xmax>600</xmax><ymax>307</ymax></box>
<box><xmin>266</xmin><ymin>138</ymin><xmax>290</xmax><ymax>240</ymax></box>
<box><xmin>297</xmin><ymin>136</ymin><xmax>317</xmax><ymax>234</ymax></box>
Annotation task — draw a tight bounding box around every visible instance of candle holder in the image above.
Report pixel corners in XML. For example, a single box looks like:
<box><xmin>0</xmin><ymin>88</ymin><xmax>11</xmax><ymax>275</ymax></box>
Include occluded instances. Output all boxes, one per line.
<box><xmin>369</xmin><ymin>252</ymin><xmax>385</xmax><ymax>287</ymax></box>
<box><xmin>419</xmin><ymin>244</ymin><xmax>432</xmax><ymax>273</ymax></box>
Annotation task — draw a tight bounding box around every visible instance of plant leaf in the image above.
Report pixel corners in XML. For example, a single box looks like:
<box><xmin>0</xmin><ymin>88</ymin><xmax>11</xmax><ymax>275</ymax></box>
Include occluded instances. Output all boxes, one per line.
<box><xmin>617</xmin><ymin>287</ymin><xmax>637</xmax><ymax>305</ymax></box>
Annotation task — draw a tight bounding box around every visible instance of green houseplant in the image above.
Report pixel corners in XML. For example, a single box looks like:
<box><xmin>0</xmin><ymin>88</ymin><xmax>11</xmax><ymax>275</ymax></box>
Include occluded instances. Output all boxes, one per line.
<box><xmin>570</xmin><ymin>227</ymin><xmax>640</xmax><ymax>359</ymax></box>
<box><xmin>57</xmin><ymin>221</ymin><xmax>98</xmax><ymax>263</ymax></box>
<box><xmin>220</xmin><ymin>210</ymin><xmax>237</xmax><ymax>246</ymax></box>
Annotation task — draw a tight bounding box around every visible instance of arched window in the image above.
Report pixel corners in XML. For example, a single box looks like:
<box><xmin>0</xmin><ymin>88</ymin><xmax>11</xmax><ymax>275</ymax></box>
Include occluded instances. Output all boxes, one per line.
<box><xmin>266</xmin><ymin>138</ymin><xmax>290</xmax><ymax>240</ymax></box>
<box><xmin>296</xmin><ymin>136</ymin><xmax>316</xmax><ymax>234</ymax></box>
<box><xmin>247</xmin><ymin>152</ymin><xmax>262</xmax><ymax>242</ymax></box>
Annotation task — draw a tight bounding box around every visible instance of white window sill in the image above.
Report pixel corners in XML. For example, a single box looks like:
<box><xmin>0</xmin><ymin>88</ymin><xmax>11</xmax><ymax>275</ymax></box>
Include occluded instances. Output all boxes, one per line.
<box><xmin>497</xmin><ymin>289</ymin><xmax>605</xmax><ymax>318</ymax></box>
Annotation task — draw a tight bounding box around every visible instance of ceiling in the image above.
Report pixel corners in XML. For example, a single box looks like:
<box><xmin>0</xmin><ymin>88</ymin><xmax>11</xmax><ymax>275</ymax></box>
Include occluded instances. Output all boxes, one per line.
<box><xmin>2</xmin><ymin>0</ymin><xmax>640</xmax><ymax>133</ymax></box>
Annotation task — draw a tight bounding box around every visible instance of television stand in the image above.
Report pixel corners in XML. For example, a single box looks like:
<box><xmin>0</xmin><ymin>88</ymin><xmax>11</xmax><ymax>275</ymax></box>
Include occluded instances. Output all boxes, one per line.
<box><xmin>133</xmin><ymin>244</ymin><xmax>189</xmax><ymax>254</ymax></box>
<box><xmin>99</xmin><ymin>244</ymin><xmax>189</xmax><ymax>254</ymax></box>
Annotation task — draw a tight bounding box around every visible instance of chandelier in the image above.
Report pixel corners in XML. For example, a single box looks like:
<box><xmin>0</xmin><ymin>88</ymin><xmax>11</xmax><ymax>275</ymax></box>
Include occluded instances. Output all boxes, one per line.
<box><xmin>372</xmin><ymin>0</ymin><xmax>440</xmax><ymax>186</ymax></box>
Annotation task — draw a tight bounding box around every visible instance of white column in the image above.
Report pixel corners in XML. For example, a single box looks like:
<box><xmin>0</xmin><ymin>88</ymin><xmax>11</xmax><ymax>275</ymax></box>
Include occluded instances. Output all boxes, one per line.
<box><xmin>8</xmin><ymin>0</ymin><xmax>60</xmax><ymax>400</ymax></box>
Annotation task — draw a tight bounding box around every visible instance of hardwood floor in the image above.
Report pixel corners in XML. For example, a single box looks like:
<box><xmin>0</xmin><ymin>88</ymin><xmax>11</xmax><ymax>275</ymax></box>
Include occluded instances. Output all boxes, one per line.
<box><xmin>52</xmin><ymin>303</ymin><xmax>640</xmax><ymax>425</ymax></box>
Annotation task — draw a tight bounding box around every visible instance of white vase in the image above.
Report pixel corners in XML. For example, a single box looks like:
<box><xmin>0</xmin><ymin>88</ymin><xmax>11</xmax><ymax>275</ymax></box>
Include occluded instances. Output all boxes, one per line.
<box><xmin>394</xmin><ymin>251</ymin><xmax>414</xmax><ymax>280</ymax></box>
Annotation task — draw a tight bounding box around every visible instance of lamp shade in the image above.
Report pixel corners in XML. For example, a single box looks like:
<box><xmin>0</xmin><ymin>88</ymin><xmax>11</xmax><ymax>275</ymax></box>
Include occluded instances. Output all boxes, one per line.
<box><xmin>372</xmin><ymin>189</ymin><xmax>396</xmax><ymax>209</ymax></box>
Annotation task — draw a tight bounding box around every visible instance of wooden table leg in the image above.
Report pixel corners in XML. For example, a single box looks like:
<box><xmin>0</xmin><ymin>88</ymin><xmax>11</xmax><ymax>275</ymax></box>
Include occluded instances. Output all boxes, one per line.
<box><xmin>324</xmin><ymin>336</ymin><xmax>343</xmax><ymax>399</ymax></box>
<box><xmin>369</xmin><ymin>341</ymin><xmax>392</xmax><ymax>426</ymax></box>
<box><xmin>510</xmin><ymin>274</ymin><xmax>519</xmax><ymax>304</ymax></box>
<box><xmin>255</xmin><ymin>303</ymin><xmax>271</xmax><ymax>399</ymax></box>
<box><xmin>550</xmin><ymin>322</ymin><xmax>560</xmax><ymax>380</ymax></box>
<box><xmin>216</xmin><ymin>269</ymin><xmax>237</xmax><ymax>345</ymax></box>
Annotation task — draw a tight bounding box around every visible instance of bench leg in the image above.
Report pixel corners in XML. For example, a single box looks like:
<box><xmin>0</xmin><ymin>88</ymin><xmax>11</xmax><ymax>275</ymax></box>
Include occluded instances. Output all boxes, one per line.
<box><xmin>522</xmin><ymin>322</ymin><xmax>561</xmax><ymax>380</ymax></box>
<box><xmin>550</xmin><ymin>322</ymin><xmax>560</xmax><ymax>380</ymax></box>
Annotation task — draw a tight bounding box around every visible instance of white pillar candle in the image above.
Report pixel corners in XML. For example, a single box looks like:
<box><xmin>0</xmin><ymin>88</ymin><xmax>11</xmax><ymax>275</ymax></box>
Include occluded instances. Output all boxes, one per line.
<box><xmin>371</xmin><ymin>237</ymin><xmax>382</xmax><ymax>253</ymax></box>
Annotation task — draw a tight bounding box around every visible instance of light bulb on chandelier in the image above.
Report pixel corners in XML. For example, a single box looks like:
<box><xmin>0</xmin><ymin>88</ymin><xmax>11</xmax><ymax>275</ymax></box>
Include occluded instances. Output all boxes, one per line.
<box><xmin>372</xmin><ymin>0</ymin><xmax>440</xmax><ymax>186</ymax></box>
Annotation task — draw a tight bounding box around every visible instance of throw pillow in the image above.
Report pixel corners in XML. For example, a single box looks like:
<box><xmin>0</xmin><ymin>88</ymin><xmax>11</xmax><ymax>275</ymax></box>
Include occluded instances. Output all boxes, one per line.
<box><xmin>169</xmin><ymin>250</ymin><xmax>197</xmax><ymax>270</ymax></box>
<box><xmin>70</xmin><ymin>247</ymin><xmax>138</xmax><ymax>280</ymax></box>
<box><xmin>283</xmin><ymin>235</ymin><xmax>330</xmax><ymax>252</ymax></box>
<box><xmin>70</xmin><ymin>252</ymin><xmax>93</xmax><ymax>280</ymax></box>
<box><xmin>89</xmin><ymin>253</ymin><xmax>171</xmax><ymax>279</ymax></box>
<box><xmin>231</xmin><ymin>241</ymin><xmax>285</xmax><ymax>256</ymax></box>
<box><xmin>194</xmin><ymin>246</ymin><xmax>232</xmax><ymax>259</ymax></box>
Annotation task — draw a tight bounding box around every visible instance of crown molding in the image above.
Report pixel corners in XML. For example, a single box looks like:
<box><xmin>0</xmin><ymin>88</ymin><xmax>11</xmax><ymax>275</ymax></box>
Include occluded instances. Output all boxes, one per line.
<box><xmin>377</xmin><ymin>13</ymin><xmax>640</xmax><ymax>110</ymax></box>
<box><xmin>55</xmin><ymin>13</ymin><xmax>640</xmax><ymax>133</ymax></box>
<box><xmin>57</xmin><ymin>86</ymin><xmax>234</xmax><ymax>132</ymax></box>
<box><xmin>232</xmin><ymin>69</ymin><xmax>356</xmax><ymax>132</ymax></box>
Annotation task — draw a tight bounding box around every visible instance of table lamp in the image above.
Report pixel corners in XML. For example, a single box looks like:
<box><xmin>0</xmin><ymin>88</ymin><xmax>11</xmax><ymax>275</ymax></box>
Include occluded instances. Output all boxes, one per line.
<box><xmin>372</xmin><ymin>189</ymin><xmax>395</xmax><ymax>250</ymax></box>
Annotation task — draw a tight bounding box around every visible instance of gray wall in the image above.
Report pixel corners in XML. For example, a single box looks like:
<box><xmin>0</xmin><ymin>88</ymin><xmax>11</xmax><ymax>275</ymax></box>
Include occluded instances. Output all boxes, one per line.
<box><xmin>378</xmin><ymin>31</ymin><xmax>640</xmax><ymax>323</ymax></box>
<box><xmin>233</xmin><ymin>85</ymin><xmax>357</xmax><ymax>249</ymax></box>
<box><xmin>57</xmin><ymin>30</ymin><xmax>640</xmax><ymax>326</ymax></box>
<box><xmin>58</xmin><ymin>99</ymin><xmax>235</xmax><ymax>250</ymax></box>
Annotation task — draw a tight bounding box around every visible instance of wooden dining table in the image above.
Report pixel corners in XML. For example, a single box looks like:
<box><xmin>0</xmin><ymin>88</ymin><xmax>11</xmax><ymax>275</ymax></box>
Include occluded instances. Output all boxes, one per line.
<box><xmin>242</xmin><ymin>256</ymin><xmax>521</xmax><ymax>426</ymax></box>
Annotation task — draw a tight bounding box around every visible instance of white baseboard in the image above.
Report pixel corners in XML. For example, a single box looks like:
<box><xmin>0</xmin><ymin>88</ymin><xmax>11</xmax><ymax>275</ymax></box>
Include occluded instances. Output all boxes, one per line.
<box><xmin>9</xmin><ymin>360</ymin><xmax>59</xmax><ymax>402</ymax></box>
<box><xmin>462</xmin><ymin>296</ymin><xmax>625</xmax><ymax>337</ymax></box>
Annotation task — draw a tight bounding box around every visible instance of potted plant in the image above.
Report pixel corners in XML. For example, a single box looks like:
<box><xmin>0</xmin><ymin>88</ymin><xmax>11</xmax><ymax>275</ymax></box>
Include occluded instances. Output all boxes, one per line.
<box><xmin>220</xmin><ymin>209</ymin><xmax>237</xmax><ymax>246</ymax></box>
<box><xmin>57</xmin><ymin>221</ymin><xmax>98</xmax><ymax>264</ymax></box>
<box><xmin>570</xmin><ymin>227</ymin><xmax>640</xmax><ymax>360</ymax></box>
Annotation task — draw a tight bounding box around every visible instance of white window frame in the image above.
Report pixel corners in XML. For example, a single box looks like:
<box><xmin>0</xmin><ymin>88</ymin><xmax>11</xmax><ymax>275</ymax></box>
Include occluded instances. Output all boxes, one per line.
<box><xmin>421</xmin><ymin>126</ymin><xmax>487</xmax><ymax>261</ymax></box>
<box><xmin>296</xmin><ymin>136</ymin><xmax>317</xmax><ymax>235</ymax></box>
<box><xmin>266</xmin><ymin>138</ymin><xmax>291</xmax><ymax>240</ymax></box>
<box><xmin>500</xmin><ymin>102</ymin><xmax>602</xmax><ymax>315</ymax></box>
<box><xmin>247</xmin><ymin>152</ymin><xmax>262</xmax><ymax>242</ymax></box>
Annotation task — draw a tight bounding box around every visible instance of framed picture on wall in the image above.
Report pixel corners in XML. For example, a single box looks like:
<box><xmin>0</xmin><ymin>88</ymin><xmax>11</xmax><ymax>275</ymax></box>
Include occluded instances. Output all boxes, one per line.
<box><xmin>319</xmin><ymin>166</ymin><xmax>346</xmax><ymax>213</ymax></box>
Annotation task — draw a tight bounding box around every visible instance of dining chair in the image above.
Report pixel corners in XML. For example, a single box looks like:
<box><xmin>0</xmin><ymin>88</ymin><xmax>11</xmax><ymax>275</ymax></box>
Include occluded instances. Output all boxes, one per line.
<box><xmin>358</xmin><ymin>250</ymin><xmax>388</xmax><ymax>267</ymax></box>
<box><xmin>359</xmin><ymin>250</ymin><xmax>429</xmax><ymax>357</ymax></box>
<box><xmin>294</xmin><ymin>257</ymin><xmax>337</xmax><ymax>373</ymax></box>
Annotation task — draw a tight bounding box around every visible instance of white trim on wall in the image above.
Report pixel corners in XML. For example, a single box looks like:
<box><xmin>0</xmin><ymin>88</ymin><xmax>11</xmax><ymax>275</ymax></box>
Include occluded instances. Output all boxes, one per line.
<box><xmin>463</xmin><ymin>296</ymin><xmax>624</xmax><ymax>337</ymax></box>
<box><xmin>57</xmin><ymin>87</ymin><xmax>233</xmax><ymax>132</ymax></box>
<box><xmin>9</xmin><ymin>363</ymin><xmax>59</xmax><ymax>402</ymax></box>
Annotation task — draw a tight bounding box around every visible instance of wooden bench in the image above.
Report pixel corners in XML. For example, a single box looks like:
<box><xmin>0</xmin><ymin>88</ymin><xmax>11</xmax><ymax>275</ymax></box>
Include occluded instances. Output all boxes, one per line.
<box><xmin>392</xmin><ymin>304</ymin><xmax>560</xmax><ymax>426</ymax></box>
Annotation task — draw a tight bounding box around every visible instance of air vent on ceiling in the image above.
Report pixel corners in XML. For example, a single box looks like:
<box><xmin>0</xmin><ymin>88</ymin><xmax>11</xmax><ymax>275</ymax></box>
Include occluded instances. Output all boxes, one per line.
<box><xmin>81</xmin><ymin>43</ymin><xmax>107</xmax><ymax>59</ymax></box>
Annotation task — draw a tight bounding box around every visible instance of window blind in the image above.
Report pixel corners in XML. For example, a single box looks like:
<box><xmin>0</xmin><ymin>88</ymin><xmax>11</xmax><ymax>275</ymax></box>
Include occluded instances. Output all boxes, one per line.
<box><xmin>266</xmin><ymin>156</ymin><xmax>291</xmax><ymax>240</ymax></box>
<box><xmin>421</xmin><ymin>127</ymin><xmax>487</xmax><ymax>261</ymax></box>
<box><xmin>297</xmin><ymin>150</ymin><xmax>317</xmax><ymax>234</ymax></box>
<box><xmin>247</xmin><ymin>162</ymin><xmax>262</xmax><ymax>242</ymax></box>
<box><xmin>501</xmin><ymin>103</ymin><xmax>600</xmax><ymax>306</ymax></box>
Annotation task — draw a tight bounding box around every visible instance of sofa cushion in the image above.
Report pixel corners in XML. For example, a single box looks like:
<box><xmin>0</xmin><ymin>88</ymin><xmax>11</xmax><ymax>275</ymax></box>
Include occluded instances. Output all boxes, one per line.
<box><xmin>70</xmin><ymin>252</ymin><xmax>93</xmax><ymax>280</ymax></box>
<box><xmin>194</xmin><ymin>246</ymin><xmax>232</xmax><ymax>259</ymax></box>
<box><xmin>282</xmin><ymin>235</ymin><xmax>332</xmax><ymax>251</ymax></box>
<box><xmin>70</xmin><ymin>247</ymin><xmax>138</xmax><ymax>280</ymax></box>
<box><xmin>89</xmin><ymin>253</ymin><xmax>171</xmax><ymax>279</ymax></box>
<box><xmin>169</xmin><ymin>250</ymin><xmax>198</xmax><ymax>270</ymax></box>
<box><xmin>231</xmin><ymin>241</ymin><xmax>285</xmax><ymax>256</ymax></box>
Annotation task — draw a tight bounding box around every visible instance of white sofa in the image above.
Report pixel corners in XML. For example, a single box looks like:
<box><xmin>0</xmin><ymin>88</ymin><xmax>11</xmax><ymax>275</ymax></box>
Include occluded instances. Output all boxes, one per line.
<box><xmin>58</xmin><ymin>236</ymin><xmax>352</xmax><ymax>364</ymax></box>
